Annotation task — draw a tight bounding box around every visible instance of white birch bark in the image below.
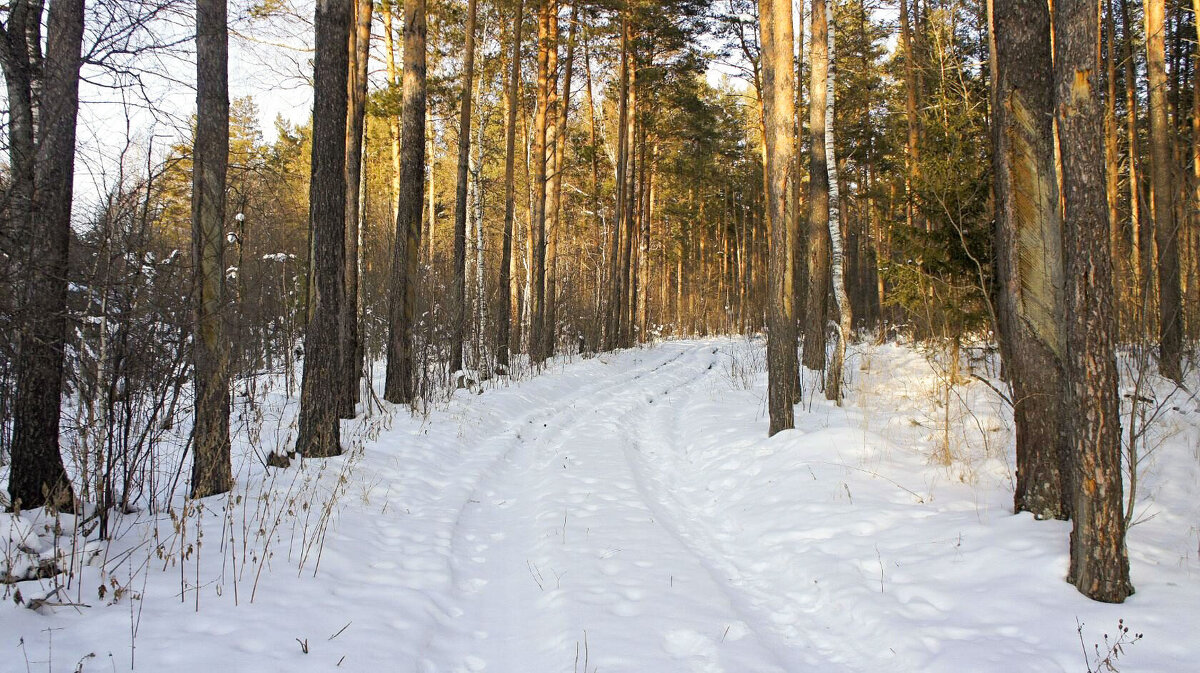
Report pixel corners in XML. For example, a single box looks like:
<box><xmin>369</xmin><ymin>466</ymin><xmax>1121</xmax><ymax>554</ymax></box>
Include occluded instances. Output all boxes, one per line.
<box><xmin>824</xmin><ymin>0</ymin><xmax>852</xmax><ymax>405</ymax></box>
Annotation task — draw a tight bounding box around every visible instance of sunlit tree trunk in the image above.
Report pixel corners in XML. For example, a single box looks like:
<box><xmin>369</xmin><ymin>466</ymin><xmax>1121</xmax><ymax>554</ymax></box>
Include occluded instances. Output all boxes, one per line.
<box><xmin>384</xmin><ymin>0</ymin><xmax>426</xmax><ymax>403</ymax></box>
<box><xmin>803</xmin><ymin>0</ymin><xmax>831</xmax><ymax>374</ymax></box>
<box><xmin>1144</xmin><ymin>0</ymin><xmax>1182</xmax><ymax>382</ymax></box>
<box><xmin>297</xmin><ymin>0</ymin><xmax>350</xmax><ymax>457</ymax></box>
<box><xmin>1053</xmin><ymin>0</ymin><xmax>1133</xmax><ymax>603</ymax></box>
<box><xmin>899</xmin><ymin>0</ymin><xmax>923</xmax><ymax>231</ymax></box>
<box><xmin>529</xmin><ymin>0</ymin><xmax>554</xmax><ymax>362</ymax></box>
<box><xmin>990</xmin><ymin>0</ymin><xmax>1069</xmax><ymax>520</ymax></box>
<box><xmin>450</xmin><ymin>0</ymin><xmax>478</xmax><ymax>374</ymax></box>
<box><xmin>340</xmin><ymin>0</ymin><xmax>370</xmax><ymax>417</ymax></box>
<box><xmin>191</xmin><ymin>0</ymin><xmax>233</xmax><ymax>497</ymax></box>
<box><xmin>759</xmin><ymin>0</ymin><xmax>797</xmax><ymax>433</ymax></box>
<box><xmin>497</xmin><ymin>0</ymin><xmax>525</xmax><ymax>369</ymax></box>
<box><xmin>822</xmin><ymin>0</ymin><xmax>850</xmax><ymax>404</ymax></box>
<box><xmin>545</xmin><ymin>4</ymin><xmax>576</xmax><ymax>358</ymax></box>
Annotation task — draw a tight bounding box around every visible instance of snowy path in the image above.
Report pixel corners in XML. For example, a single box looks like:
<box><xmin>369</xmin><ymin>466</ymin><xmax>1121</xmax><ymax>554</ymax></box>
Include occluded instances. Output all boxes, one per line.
<box><xmin>420</xmin><ymin>343</ymin><xmax>786</xmax><ymax>673</ymax></box>
<box><xmin>5</xmin><ymin>338</ymin><xmax>1199</xmax><ymax>672</ymax></box>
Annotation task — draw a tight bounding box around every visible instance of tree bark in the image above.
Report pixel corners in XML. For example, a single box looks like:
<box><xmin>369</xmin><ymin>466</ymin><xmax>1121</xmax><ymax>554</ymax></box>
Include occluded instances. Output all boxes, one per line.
<box><xmin>803</xmin><ymin>0</ymin><xmax>831</xmax><ymax>374</ymax></box>
<box><xmin>529</xmin><ymin>0</ymin><xmax>554</xmax><ymax>362</ymax></box>
<box><xmin>545</xmin><ymin>4</ymin><xmax>577</xmax><ymax>358</ymax></box>
<box><xmin>990</xmin><ymin>0</ymin><xmax>1069</xmax><ymax>520</ymax></box>
<box><xmin>759</xmin><ymin>0</ymin><xmax>798</xmax><ymax>434</ymax></box>
<box><xmin>1144</xmin><ymin>0</ymin><xmax>1182</xmax><ymax>382</ymax></box>
<box><xmin>497</xmin><ymin>0</ymin><xmax>525</xmax><ymax>370</ymax></box>
<box><xmin>5</xmin><ymin>0</ymin><xmax>84</xmax><ymax>510</ymax></box>
<box><xmin>1053</xmin><ymin>0</ymin><xmax>1133</xmax><ymax>602</ymax></box>
<box><xmin>341</xmin><ymin>0</ymin><xmax>370</xmax><ymax>417</ymax></box>
<box><xmin>451</xmin><ymin>0</ymin><xmax>479</xmax><ymax>374</ymax></box>
<box><xmin>899</xmin><ymin>0</ymin><xmax>923</xmax><ymax>231</ymax></box>
<box><xmin>605</xmin><ymin>16</ymin><xmax>630</xmax><ymax>351</ymax></box>
<box><xmin>191</xmin><ymin>0</ymin><xmax>233</xmax><ymax>498</ymax></box>
<box><xmin>823</xmin><ymin>0</ymin><xmax>850</xmax><ymax>405</ymax></box>
<box><xmin>385</xmin><ymin>0</ymin><xmax>427</xmax><ymax>403</ymax></box>
<box><xmin>297</xmin><ymin>0</ymin><xmax>350</xmax><ymax>457</ymax></box>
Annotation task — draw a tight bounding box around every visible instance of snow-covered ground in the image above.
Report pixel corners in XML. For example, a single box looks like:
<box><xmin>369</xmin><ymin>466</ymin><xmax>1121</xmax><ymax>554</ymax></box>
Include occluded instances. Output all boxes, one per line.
<box><xmin>2</xmin><ymin>338</ymin><xmax>1198</xmax><ymax>672</ymax></box>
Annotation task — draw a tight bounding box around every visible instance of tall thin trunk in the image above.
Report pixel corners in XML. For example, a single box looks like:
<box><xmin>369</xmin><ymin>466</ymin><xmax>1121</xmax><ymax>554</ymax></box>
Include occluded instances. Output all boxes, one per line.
<box><xmin>6</xmin><ymin>0</ymin><xmax>84</xmax><ymax>510</ymax></box>
<box><xmin>497</xmin><ymin>0</ymin><xmax>525</xmax><ymax>369</ymax></box>
<box><xmin>341</xmin><ymin>0</ymin><xmax>371</xmax><ymax>417</ymax></box>
<box><xmin>759</xmin><ymin>0</ymin><xmax>797</xmax><ymax>433</ymax></box>
<box><xmin>545</xmin><ymin>4</ymin><xmax>577</xmax><ymax>359</ymax></box>
<box><xmin>529</xmin><ymin>0</ymin><xmax>554</xmax><ymax>362</ymax></box>
<box><xmin>803</xmin><ymin>0</ymin><xmax>831</xmax><ymax>373</ymax></box>
<box><xmin>990</xmin><ymin>0</ymin><xmax>1069</xmax><ymax>520</ymax></box>
<box><xmin>383</xmin><ymin>0</ymin><xmax>402</xmax><ymax>205</ymax></box>
<box><xmin>899</xmin><ymin>0</ymin><xmax>923</xmax><ymax>231</ymax></box>
<box><xmin>384</xmin><ymin>0</ymin><xmax>427</xmax><ymax>403</ymax></box>
<box><xmin>1144</xmin><ymin>0</ymin><xmax>1182</xmax><ymax>381</ymax></box>
<box><xmin>605</xmin><ymin>17</ymin><xmax>630</xmax><ymax>351</ymax></box>
<box><xmin>1054</xmin><ymin>0</ymin><xmax>1133</xmax><ymax>603</ymax></box>
<box><xmin>584</xmin><ymin>20</ymin><xmax>602</xmax><ymax>349</ymax></box>
<box><xmin>619</xmin><ymin>64</ymin><xmax>638</xmax><ymax>348</ymax></box>
<box><xmin>823</xmin><ymin>0</ymin><xmax>850</xmax><ymax>405</ymax></box>
<box><xmin>451</xmin><ymin>0</ymin><xmax>478</xmax><ymax>374</ymax></box>
<box><xmin>297</xmin><ymin>0</ymin><xmax>350</xmax><ymax>457</ymax></box>
<box><xmin>1104</xmin><ymin>0</ymin><xmax>1122</xmax><ymax>296</ymax></box>
<box><xmin>792</xmin><ymin>0</ymin><xmax>806</xmax><ymax>401</ymax></box>
<box><xmin>1121</xmin><ymin>0</ymin><xmax>1144</xmax><ymax>306</ymax></box>
<box><xmin>191</xmin><ymin>0</ymin><xmax>233</xmax><ymax>497</ymax></box>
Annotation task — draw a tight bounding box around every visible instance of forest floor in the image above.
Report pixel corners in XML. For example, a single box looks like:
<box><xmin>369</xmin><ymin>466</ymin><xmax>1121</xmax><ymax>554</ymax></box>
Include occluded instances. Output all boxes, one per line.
<box><xmin>2</xmin><ymin>338</ymin><xmax>1199</xmax><ymax>672</ymax></box>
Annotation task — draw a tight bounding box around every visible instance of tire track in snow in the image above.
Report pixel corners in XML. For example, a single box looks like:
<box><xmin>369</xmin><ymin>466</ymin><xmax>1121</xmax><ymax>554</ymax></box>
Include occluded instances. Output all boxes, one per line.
<box><xmin>619</xmin><ymin>341</ymin><xmax>879</xmax><ymax>672</ymax></box>
<box><xmin>420</xmin><ymin>341</ymin><xmax>788</xmax><ymax>673</ymax></box>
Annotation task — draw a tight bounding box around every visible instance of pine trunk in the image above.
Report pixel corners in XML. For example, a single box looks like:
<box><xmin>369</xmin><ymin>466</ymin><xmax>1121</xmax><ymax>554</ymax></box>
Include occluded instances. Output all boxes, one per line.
<box><xmin>384</xmin><ymin>0</ymin><xmax>427</xmax><ymax>403</ymax></box>
<box><xmin>1144</xmin><ymin>0</ymin><xmax>1182</xmax><ymax>381</ymax></box>
<box><xmin>759</xmin><ymin>0</ymin><xmax>798</xmax><ymax>434</ymax></box>
<box><xmin>803</xmin><ymin>0</ymin><xmax>831</xmax><ymax>374</ymax></box>
<box><xmin>451</xmin><ymin>0</ymin><xmax>478</xmax><ymax>374</ymax></box>
<box><xmin>990</xmin><ymin>0</ymin><xmax>1069</xmax><ymax>520</ymax></box>
<box><xmin>297</xmin><ymin>0</ymin><xmax>350</xmax><ymax>458</ymax></box>
<box><xmin>497</xmin><ymin>0</ymin><xmax>525</xmax><ymax>369</ymax></box>
<box><xmin>1054</xmin><ymin>0</ymin><xmax>1133</xmax><ymax>603</ymax></box>
<box><xmin>341</xmin><ymin>0</ymin><xmax>371</xmax><ymax>417</ymax></box>
<box><xmin>191</xmin><ymin>0</ymin><xmax>233</xmax><ymax>497</ymax></box>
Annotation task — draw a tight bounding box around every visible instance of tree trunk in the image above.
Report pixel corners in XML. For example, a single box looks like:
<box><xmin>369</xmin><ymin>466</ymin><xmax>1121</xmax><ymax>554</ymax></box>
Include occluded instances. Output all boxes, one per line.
<box><xmin>803</xmin><ymin>0</ymin><xmax>831</xmax><ymax>374</ymax></box>
<box><xmin>759</xmin><ymin>0</ymin><xmax>798</xmax><ymax>434</ymax></box>
<box><xmin>529</xmin><ymin>0</ymin><xmax>554</xmax><ymax>362</ymax></box>
<box><xmin>341</xmin><ymin>0</ymin><xmax>371</xmax><ymax>417</ymax></box>
<box><xmin>1121</xmin><ymin>0</ymin><xmax>1145</xmax><ymax>312</ymax></box>
<box><xmin>1103</xmin><ymin>0</ymin><xmax>1121</xmax><ymax>306</ymax></box>
<box><xmin>297</xmin><ymin>0</ymin><xmax>350</xmax><ymax>457</ymax></box>
<box><xmin>383</xmin><ymin>0</ymin><xmax>402</xmax><ymax>206</ymax></box>
<box><xmin>1053</xmin><ymin>0</ymin><xmax>1133</xmax><ymax>603</ymax></box>
<box><xmin>605</xmin><ymin>17</ymin><xmax>630</xmax><ymax>351</ymax></box>
<box><xmin>384</xmin><ymin>0</ymin><xmax>427</xmax><ymax>403</ymax></box>
<box><xmin>1144</xmin><ymin>0</ymin><xmax>1182</xmax><ymax>382</ymax></box>
<box><xmin>823</xmin><ymin>0</ymin><xmax>851</xmax><ymax>405</ymax></box>
<box><xmin>191</xmin><ymin>0</ymin><xmax>233</xmax><ymax>498</ymax></box>
<box><xmin>497</xmin><ymin>0</ymin><xmax>525</xmax><ymax>370</ymax></box>
<box><xmin>545</xmin><ymin>4</ymin><xmax>577</xmax><ymax>359</ymax></box>
<box><xmin>899</xmin><ymin>0</ymin><xmax>923</xmax><ymax>231</ymax></box>
<box><xmin>451</xmin><ymin>0</ymin><xmax>478</xmax><ymax>374</ymax></box>
<box><xmin>990</xmin><ymin>0</ymin><xmax>1069</xmax><ymax>520</ymax></box>
<box><xmin>6</xmin><ymin>0</ymin><xmax>84</xmax><ymax>510</ymax></box>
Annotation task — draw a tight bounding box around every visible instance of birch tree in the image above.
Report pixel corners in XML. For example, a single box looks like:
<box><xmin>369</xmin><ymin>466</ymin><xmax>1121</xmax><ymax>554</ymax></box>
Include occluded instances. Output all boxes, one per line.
<box><xmin>822</xmin><ymin>0</ymin><xmax>851</xmax><ymax>404</ymax></box>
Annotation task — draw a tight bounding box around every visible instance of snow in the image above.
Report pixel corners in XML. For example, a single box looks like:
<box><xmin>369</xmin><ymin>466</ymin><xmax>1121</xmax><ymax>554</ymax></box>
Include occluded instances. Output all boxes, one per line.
<box><xmin>2</xmin><ymin>338</ymin><xmax>1198</xmax><ymax>672</ymax></box>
